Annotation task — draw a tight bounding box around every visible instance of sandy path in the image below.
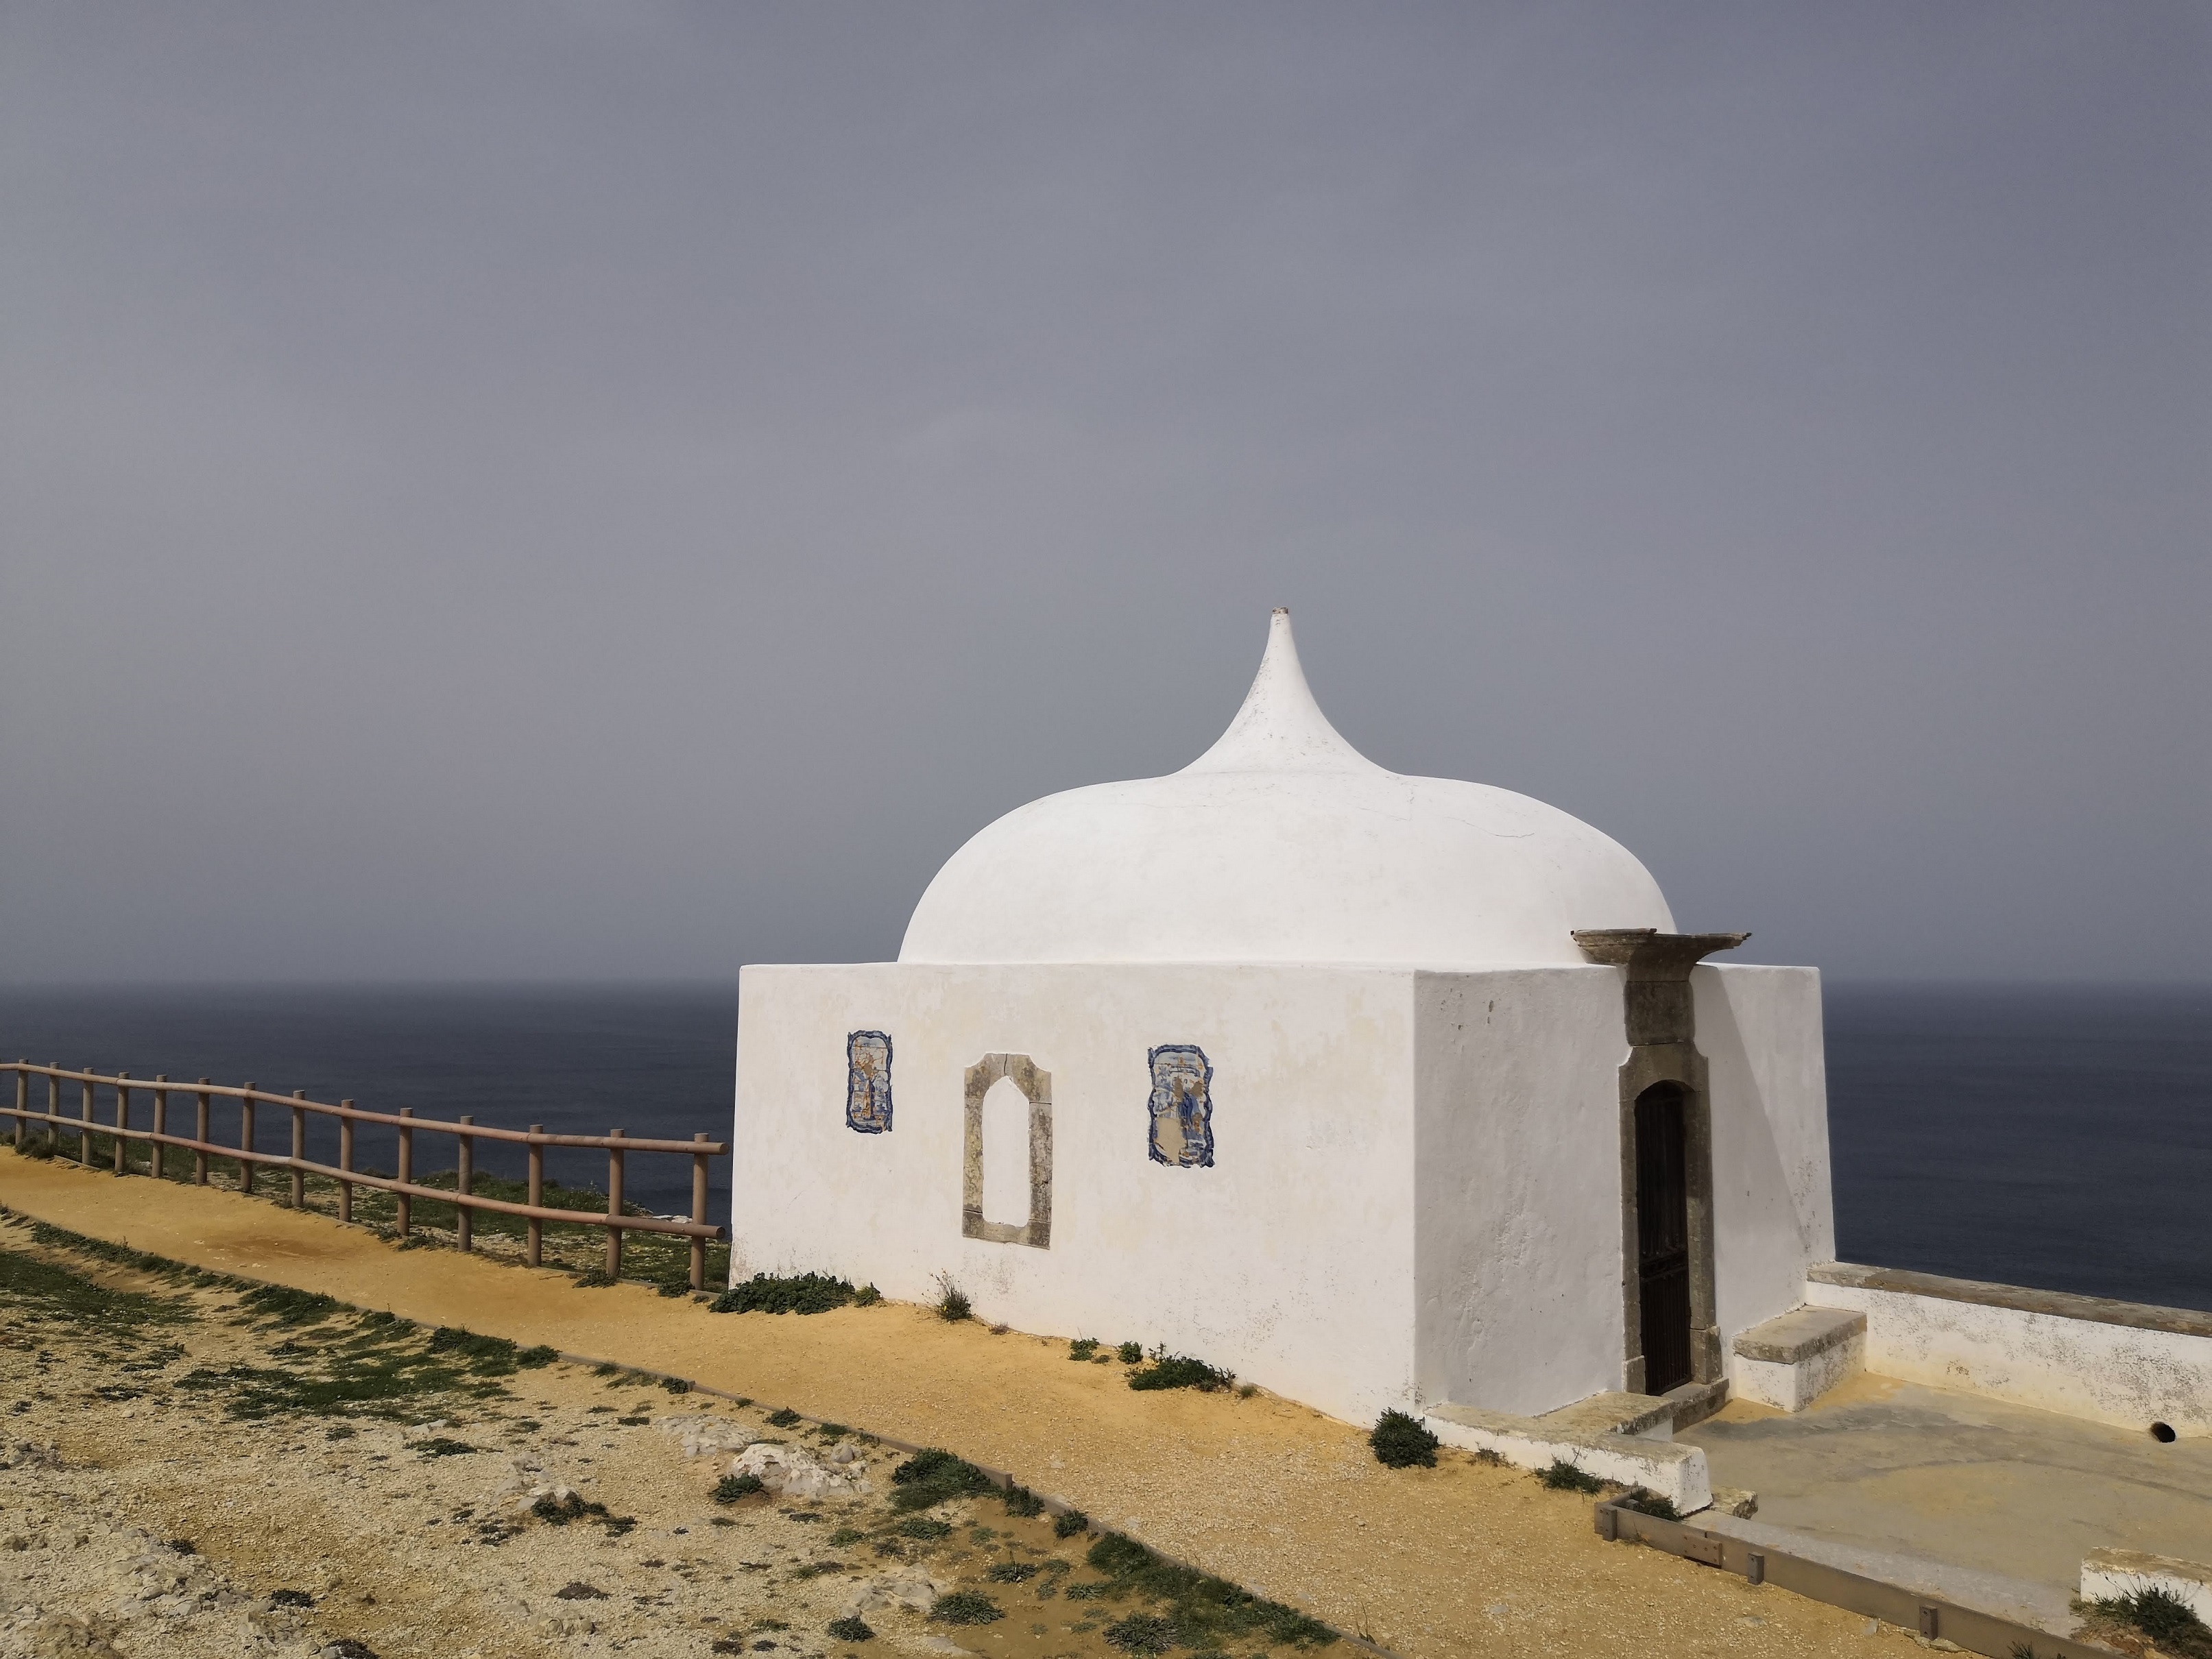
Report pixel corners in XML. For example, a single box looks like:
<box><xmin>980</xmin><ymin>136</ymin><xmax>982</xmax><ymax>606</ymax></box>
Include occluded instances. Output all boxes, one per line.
<box><xmin>0</xmin><ymin>1154</ymin><xmax>1897</xmax><ymax>1658</ymax></box>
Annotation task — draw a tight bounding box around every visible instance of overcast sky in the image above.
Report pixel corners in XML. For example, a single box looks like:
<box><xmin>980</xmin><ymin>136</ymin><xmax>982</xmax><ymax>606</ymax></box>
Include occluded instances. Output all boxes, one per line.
<box><xmin>2</xmin><ymin>1</ymin><xmax>2206</xmax><ymax>986</ymax></box>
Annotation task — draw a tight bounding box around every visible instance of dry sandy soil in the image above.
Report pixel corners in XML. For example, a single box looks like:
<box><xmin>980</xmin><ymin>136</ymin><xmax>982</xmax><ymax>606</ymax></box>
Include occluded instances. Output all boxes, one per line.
<box><xmin>0</xmin><ymin>1152</ymin><xmax>1925</xmax><ymax>1658</ymax></box>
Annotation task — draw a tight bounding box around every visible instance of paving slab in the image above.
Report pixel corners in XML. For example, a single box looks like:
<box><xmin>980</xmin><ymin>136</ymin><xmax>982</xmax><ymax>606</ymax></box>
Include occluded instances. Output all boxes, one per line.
<box><xmin>1684</xmin><ymin>1370</ymin><xmax>2212</xmax><ymax>1605</ymax></box>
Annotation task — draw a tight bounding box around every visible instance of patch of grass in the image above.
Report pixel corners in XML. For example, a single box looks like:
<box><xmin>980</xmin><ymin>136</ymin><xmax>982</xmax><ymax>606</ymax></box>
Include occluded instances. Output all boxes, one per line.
<box><xmin>898</xmin><ymin>1516</ymin><xmax>953</xmax><ymax>1540</ymax></box>
<box><xmin>1053</xmin><ymin>1510</ymin><xmax>1090</xmax><ymax>1539</ymax></box>
<box><xmin>1069</xmin><ymin>1337</ymin><xmax>1099</xmax><ymax>1361</ymax></box>
<box><xmin>1617</xmin><ymin>1488</ymin><xmax>1680</xmax><ymax>1520</ymax></box>
<box><xmin>1084</xmin><ymin>1533</ymin><xmax>1337</xmax><ymax>1649</ymax></box>
<box><xmin>1369</xmin><ymin>1409</ymin><xmax>1438</xmax><ymax>1468</ymax></box>
<box><xmin>571</xmin><ymin>1270</ymin><xmax>617</xmax><ymax>1288</ymax></box>
<box><xmin>0</xmin><ymin>1245</ymin><xmax>195</xmax><ymax>1333</ymax></box>
<box><xmin>1002</xmin><ymin>1484</ymin><xmax>1045</xmax><ymax>1518</ymax></box>
<box><xmin>1103</xmin><ymin>1612</ymin><xmax>1181</xmax><ymax>1655</ymax></box>
<box><xmin>934</xmin><ymin>1272</ymin><xmax>971</xmax><ymax>1322</ymax></box>
<box><xmin>987</xmin><ymin>1561</ymin><xmax>1042</xmax><ymax>1583</ymax></box>
<box><xmin>1115</xmin><ymin>1341</ymin><xmax>1142</xmax><ymax>1364</ymax></box>
<box><xmin>515</xmin><ymin>1345</ymin><xmax>556</xmax><ymax>1368</ymax></box>
<box><xmin>930</xmin><ymin>1590</ymin><xmax>1004</xmax><ymax>1626</ymax></box>
<box><xmin>424</xmin><ymin>1327</ymin><xmax>531</xmax><ymax>1375</ymax></box>
<box><xmin>711</xmin><ymin>1272</ymin><xmax>858</xmax><ymax>1316</ymax></box>
<box><xmin>407</xmin><ymin>1438</ymin><xmax>480</xmax><ymax>1458</ymax></box>
<box><xmin>827</xmin><ymin>1527</ymin><xmax>865</xmax><ymax>1547</ymax></box>
<box><xmin>1538</xmin><ymin>1458</ymin><xmax>1606</xmax><ymax>1494</ymax></box>
<box><xmin>2091</xmin><ymin>1586</ymin><xmax>2212</xmax><ymax>1656</ymax></box>
<box><xmin>1127</xmin><ymin>1353</ymin><xmax>1235</xmax><ymax>1393</ymax></box>
<box><xmin>852</xmin><ymin>1283</ymin><xmax>880</xmax><ymax>1307</ymax></box>
<box><xmin>714</xmin><ymin>1474</ymin><xmax>765</xmax><ymax>1504</ymax></box>
<box><xmin>826</xmin><ymin>1615</ymin><xmax>874</xmax><ymax>1642</ymax></box>
<box><xmin>766</xmin><ymin>1407</ymin><xmax>804</xmax><ymax>1428</ymax></box>
<box><xmin>890</xmin><ymin>1447</ymin><xmax>996</xmax><ymax>1513</ymax></box>
<box><xmin>816</xmin><ymin>1422</ymin><xmax>850</xmax><ymax>1441</ymax></box>
<box><xmin>240</xmin><ymin>1285</ymin><xmax>344</xmax><ymax>1326</ymax></box>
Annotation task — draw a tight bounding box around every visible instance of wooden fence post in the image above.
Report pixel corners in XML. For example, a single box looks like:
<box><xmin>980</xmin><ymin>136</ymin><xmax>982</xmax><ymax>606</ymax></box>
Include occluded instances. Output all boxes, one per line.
<box><xmin>396</xmin><ymin>1107</ymin><xmax>413</xmax><ymax>1237</ymax></box>
<box><xmin>290</xmin><ymin>1091</ymin><xmax>307</xmax><ymax>1209</ymax></box>
<box><xmin>604</xmin><ymin>1128</ymin><xmax>626</xmax><ymax>1281</ymax></box>
<box><xmin>151</xmin><ymin>1077</ymin><xmax>168</xmax><ymax>1180</ymax></box>
<box><xmin>690</xmin><ymin>1133</ymin><xmax>710</xmax><ymax>1292</ymax></box>
<box><xmin>337</xmin><ymin>1104</ymin><xmax>355</xmax><ymax>1224</ymax></box>
<box><xmin>239</xmin><ymin>1085</ymin><xmax>256</xmax><ymax>1195</ymax></box>
<box><xmin>526</xmin><ymin>1126</ymin><xmax>544</xmax><ymax>1268</ymax></box>
<box><xmin>79</xmin><ymin>1068</ymin><xmax>94</xmax><ymax>1165</ymax></box>
<box><xmin>455</xmin><ymin>1115</ymin><xmax>474</xmax><ymax>1252</ymax></box>
<box><xmin>113</xmin><ymin>1073</ymin><xmax>130</xmax><ymax>1174</ymax></box>
<box><xmin>12</xmin><ymin>1065</ymin><xmax>24</xmax><ymax>1152</ymax></box>
<box><xmin>193</xmin><ymin>1081</ymin><xmax>211</xmax><ymax>1185</ymax></box>
<box><xmin>45</xmin><ymin>1065</ymin><xmax>59</xmax><ymax>1154</ymax></box>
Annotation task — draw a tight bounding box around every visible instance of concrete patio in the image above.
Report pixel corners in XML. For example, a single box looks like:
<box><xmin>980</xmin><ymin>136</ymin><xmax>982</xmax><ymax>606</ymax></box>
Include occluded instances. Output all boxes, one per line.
<box><xmin>1683</xmin><ymin>1370</ymin><xmax>2212</xmax><ymax>1633</ymax></box>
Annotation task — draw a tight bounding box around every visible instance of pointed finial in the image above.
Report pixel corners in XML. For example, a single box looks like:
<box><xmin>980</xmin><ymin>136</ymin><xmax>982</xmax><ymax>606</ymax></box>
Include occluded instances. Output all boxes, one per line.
<box><xmin>1181</xmin><ymin>609</ymin><xmax>1384</xmax><ymax>775</ymax></box>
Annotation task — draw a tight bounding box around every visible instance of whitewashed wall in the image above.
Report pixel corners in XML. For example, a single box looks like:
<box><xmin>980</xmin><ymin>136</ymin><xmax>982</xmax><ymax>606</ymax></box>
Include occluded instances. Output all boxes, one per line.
<box><xmin>1412</xmin><ymin>967</ymin><xmax>1626</xmax><ymax>1416</ymax></box>
<box><xmin>1697</xmin><ymin>964</ymin><xmax>1836</xmax><ymax>1344</ymax></box>
<box><xmin>733</xmin><ymin>962</ymin><xmax>1423</xmax><ymax>1425</ymax></box>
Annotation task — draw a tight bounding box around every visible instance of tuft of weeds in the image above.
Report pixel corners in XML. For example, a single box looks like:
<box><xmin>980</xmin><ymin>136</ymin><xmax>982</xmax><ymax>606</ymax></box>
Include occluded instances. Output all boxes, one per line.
<box><xmin>1054</xmin><ymin>1510</ymin><xmax>1090</xmax><ymax>1539</ymax></box>
<box><xmin>933</xmin><ymin>1272</ymin><xmax>971</xmax><ymax>1322</ymax></box>
<box><xmin>852</xmin><ymin>1283</ymin><xmax>881</xmax><ymax>1307</ymax></box>
<box><xmin>407</xmin><ymin>1438</ymin><xmax>479</xmax><ymax>1459</ymax></box>
<box><xmin>827</xmin><ymin>1527</ymin><xmax>865</xmax><ymax>1547</ymax></box>
<box><xmin>714</xmin><ymin>1474</ymin><xmax>765</xmax><ymax>1503</ymax></box>
<box><xmin>515</xmin><ymin>1345</ymin><xmax>556</xmax><ymax>1368</ymax></box>
<box><xmin>826</xmin><ymin>1615</ymin><xmax>874</xmax><ymax>1642</ymax></box>
<box><xmin>766</xmin><ymin>1407</ymin><xmax>804</xmax><ymax>1428</ymax></box>
<box><xmin>1127</xmin><ymin>1352</ymin><xmax>1236</xmax><ymax>1393</ymax></box>
<box><xmin>1617</xmin><ymin>1489</ymin><xmax>1679</xmax><ymax>1520</ymax></box>
<box><xmin>660</xmin><ymin>1375</ymin><xmax>691</xmax><ymax>1394</ymax></box>
<box><xmin>1538</xmin><ymin>1458</ymin><xmax>1606</xmax><ymax>1494</ymax></box>
<box><xmin>929</xmin><ymin>1590</ymin><xmax>1005</xmax><ymax>1626</ymax></box>
<box><xmin>570</xmin><ymin>1270</ymin><xmax>617</xmax><ymax>1289</ymax></box>
<box><xmin>711</xmin><ymin>1272</ymin><xmax>857</xmax><ymax>1316</ymax></box>
<box><xmin>424</xmin><ymin>1327</ymin><xmax>530</xmax><ymax>1375</ymax></box>
<box><xmin>1103</xmin><ymin>1612</ymin><xmax>1181</xmax><ymax>1655</ymax></box>
<box><xmin>1069</xmin><ymin>1337</ymin><xmax>1100</xmax><ymax>1361</ymax></box>
<box><xmin>987</xmin><ymin>1561</ymin><xmax>1043</xmax><ymax>1583</ymax></box>
<box><xmin>890</xmin><ymin>1447</ymin><xmax>995</xmax><ymax>1512</ymax></box>
<box><xmin>1115</xmin><ymin>1341</ymin><xmax>1142</xmax><ymax>1364</ymax></box>
<box><xmin>530</xmin><ymin>1492</ymin><xmax>634</xmax><ymax>1535</ymax></box>
<box><xmin>898</xmin><ymin>1516</ymin><xmax>953</xmax><ymax>1540</ymax></box>
<box><xmin>816</xmin><ymin>1422</ymin><xmax>850</xmax><ymax>1441</ymax></box>
<box><xmin>2089</xmin><ymin>1586</ymin><xmax>2212</xmax><ymax>1656</ymax></box>
<box><xmin>1082</xmin><ymin>1533</ymin><xmax>1337</xmax><ymax>1649</ymax></box>
<box><xmin>1369</xmin><ymin>1409</ymin><xmax>1439</xmax><ymax>1468</ymax></box>
<box><xmin>1001</xmin><ymin>1484</ymin><xmax>1045</xmax><ymax>1518</ymax></box>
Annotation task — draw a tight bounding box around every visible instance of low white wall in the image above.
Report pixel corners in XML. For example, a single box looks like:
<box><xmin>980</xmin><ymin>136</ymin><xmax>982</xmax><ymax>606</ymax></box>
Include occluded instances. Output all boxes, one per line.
<box><xmin>1424</xmin><ymin>1406</ymin><xmax>1713</xmax><ymax>1514</ymax></box>
<box><xmin>734</xmin><ymin>962</ymin><xmax>1423</xmax><ymax>1427</ymax></box>
<box><xmin>1696</xmin><ymin>965</ymin><xmax>1836</xmax><ymax>1348</ymax></box>
<box><xmin>1729</xmin><ymin>1331</ymin><xmax>1864</xmax><ymax>1412</ymax></box>
<box><xmin>1806</xmin><ymin>1265</ymin><xmax>2212</xmax><ymax>1434</ymax></box>
<box><xmin>1412</xmin><ymin>968</ymin><xmax>1626</xmax><ymax>1417</ymax></box>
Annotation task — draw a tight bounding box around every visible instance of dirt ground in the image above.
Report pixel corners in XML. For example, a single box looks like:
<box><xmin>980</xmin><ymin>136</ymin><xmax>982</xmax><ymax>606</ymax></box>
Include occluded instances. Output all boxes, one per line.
<box><xmin>0</xmin><ymin>1152</ymin><xmax>1917</xmax><ymax>1658</ymax></box>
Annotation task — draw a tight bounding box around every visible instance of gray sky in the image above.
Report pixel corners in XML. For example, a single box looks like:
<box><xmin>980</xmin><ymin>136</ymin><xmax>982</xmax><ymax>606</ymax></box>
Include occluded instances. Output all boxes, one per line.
<box><xmin>3</xmin><ymin>2</ymin><xmax>2206</xmax><ymax>985</ymax></box>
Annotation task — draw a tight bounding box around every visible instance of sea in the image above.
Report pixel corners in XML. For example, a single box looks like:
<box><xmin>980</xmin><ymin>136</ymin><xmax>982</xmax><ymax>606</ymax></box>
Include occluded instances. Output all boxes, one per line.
<box><xmin>0</xmin><ymin>981</ymin><xmax>2205</xmax><ymax>1313</ymax></box>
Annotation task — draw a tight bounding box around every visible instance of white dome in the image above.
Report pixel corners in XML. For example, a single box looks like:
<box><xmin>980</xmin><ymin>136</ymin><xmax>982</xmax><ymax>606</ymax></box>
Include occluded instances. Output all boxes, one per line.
<box><xmin>899</xmin><ymin>610</ymin><xmax>1674</xmax><ymax>967</ymax></box>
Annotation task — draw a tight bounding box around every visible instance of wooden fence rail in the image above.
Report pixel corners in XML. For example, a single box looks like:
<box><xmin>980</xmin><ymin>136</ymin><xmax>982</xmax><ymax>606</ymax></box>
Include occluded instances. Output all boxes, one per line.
<box><xmin>3</xmin><ymin>1061</ymin><xmax>730</xmax><ymax>1291</ymax></box>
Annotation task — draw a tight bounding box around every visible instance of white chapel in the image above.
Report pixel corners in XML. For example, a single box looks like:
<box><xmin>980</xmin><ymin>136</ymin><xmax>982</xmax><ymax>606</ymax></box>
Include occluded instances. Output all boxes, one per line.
<box><xmin>732</xmin><ymin>610</ymin><xmax>1835</xmax><ymax>1430</ymax></box>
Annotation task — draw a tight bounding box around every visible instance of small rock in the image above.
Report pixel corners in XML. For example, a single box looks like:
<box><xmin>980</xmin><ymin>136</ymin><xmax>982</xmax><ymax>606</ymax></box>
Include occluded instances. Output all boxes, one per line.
<box><xmin>657</xmin><ymin>1414</ymin><xmax>761</xmax><ymax>1459</ymax></box>
<box><xmin>841</xmin><ymin>1566</ymin><xmax>949</xmax><ymax>1618</ymax></box>
<box><xmin>728</xmin><ymin>1442</ymin><xmax>866</xmax><ymax>1501</ymax></box>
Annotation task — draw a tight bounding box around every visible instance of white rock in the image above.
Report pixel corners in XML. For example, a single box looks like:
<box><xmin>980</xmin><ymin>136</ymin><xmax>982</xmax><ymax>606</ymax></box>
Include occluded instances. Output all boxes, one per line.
<box><xmin>841</xmin><ymin>1566</ymin><xmax>949</xmax><ymax>1618</ymax></box>
<box><xmin>656</xmin><ymin>1414</ymin><xmax>760</xmax><ymax>1459</ymax></box>
<box><xmin>727</xmin><ymin>1441</ymin><xmax>867</xmax><ymax>1499</ymax></box>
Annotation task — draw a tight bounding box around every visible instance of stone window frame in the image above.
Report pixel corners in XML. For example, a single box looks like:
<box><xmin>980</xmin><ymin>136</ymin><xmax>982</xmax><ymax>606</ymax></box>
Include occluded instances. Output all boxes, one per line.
<box><xmin>962</xmin><ymin>1052</ymin><xmax>1053</xmax><ymax>1249</ymax></box>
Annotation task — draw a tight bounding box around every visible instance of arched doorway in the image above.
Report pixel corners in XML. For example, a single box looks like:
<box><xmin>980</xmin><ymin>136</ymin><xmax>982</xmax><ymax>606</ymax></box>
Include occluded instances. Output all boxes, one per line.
<box><xmin>1634</xmin><ymin>1081</ymin><xmax>1694</xmax><ymax>1394</ymax></box>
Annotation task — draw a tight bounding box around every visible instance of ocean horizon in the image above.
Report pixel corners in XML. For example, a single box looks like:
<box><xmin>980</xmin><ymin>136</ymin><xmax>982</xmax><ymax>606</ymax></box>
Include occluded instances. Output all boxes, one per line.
<box><xmin>2</xmin><ymin>978</ymin><xmax>2206</xmax><ymax>1314</ymax></box>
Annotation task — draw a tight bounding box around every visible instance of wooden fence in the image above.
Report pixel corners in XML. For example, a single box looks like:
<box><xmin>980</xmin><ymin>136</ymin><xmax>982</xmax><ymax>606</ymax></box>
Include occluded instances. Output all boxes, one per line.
<box><xmin>3</xmin><ymin>1061</ymin><xmax>730</xmax><ymax>1291</ymax></box>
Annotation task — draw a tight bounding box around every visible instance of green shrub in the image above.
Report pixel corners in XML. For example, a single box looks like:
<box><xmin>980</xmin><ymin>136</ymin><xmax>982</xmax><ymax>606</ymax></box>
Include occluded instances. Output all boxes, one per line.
<box><xmin>1069</xmin><ymin>1337</ymin><xmax>1099</xmax><ymax>1361</ymax></box>
<box><xmin>1103</xmin><ymin>1612</ymin><xmax>1181</xmax><ymax>1655</ymax></box>
<box><xmin>1127</xmin><ymin>1353</ymin><xmax>1235</xmax><ymax>1393</ymax></box>
<box><xmin>1369</xmin><ymin>1409</ymin><xmax>1439</xmax><ymax>1468</ymax></box>
<box><xmin>928</xmin><ymin>1590</ymin><xmax>1003</xmax><ymax>1625</ymax></box>
<box><xmin>986</xmin><ymin>1561</ymin><xmax>1042</xmax><ymax>1582</ymax></box>
<box><xmin>1115</xmin><ymin>1341</ymin><xmax>1143</xmax><ymax>1364</ymax></box>
<box><xmin>1538</xmin><ymin>1458</ymin><xmax>1605</xmax><ymax>1494</ymax></box>
<box><xmin>898</xmin><ymin>1516</ymin><xmax>953</xmax><ymax>1540</ymax></box>
<box><xmin>766</xmin><ymin>1407</ymin><xmax>804</xmax><ymax>1428</ymax></box>
<box><xmin>890</xmin><ymin>1448</ymin><xmax>994</xmax><ymax>1512</ymax></box>
<box><xmin>711</xmin><ymin>1272</ymin><xmax>856</xmax><ymax>1316</ymax></box>
<box><xmin>1618</xmin><ymin>1488</ymin><xmax>1679</xmax><ymax>1520</ymax></box>
<box><xmin>1053</xmin><ymin>1510</ymin><xmax>1090</xmax><ymax>1539</ymax></box>
<box><xmin>713</xmin><ymin>1473</ymin><xmax>765</xmax><ymax>1504</ymax></box>
<box><xmin>2093</xmin><ymin>1585</ymin><xmax>2212</xmax><ymax>1651</ymax></box>
<box><xmin>1002</xmin><ymin>1484</ymin><xmax>1044</xmax><ymax>1518</ymax></box>
<box><xmin>934</xmin><ymin>1273</ymin><xmax>971</xmax><ymax>1322</ymax></box>
<box><xmin>826</xmin><ymin>1615</ymin><xmax>874</xmax><ymax>1642</ymax></box>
